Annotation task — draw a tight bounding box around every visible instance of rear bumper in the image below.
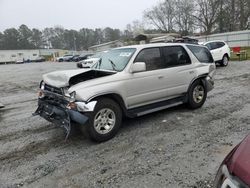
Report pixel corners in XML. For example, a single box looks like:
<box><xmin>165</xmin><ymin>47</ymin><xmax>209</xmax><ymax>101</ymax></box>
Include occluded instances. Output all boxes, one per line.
<box><xmin>205</xmin><ymin>76</ymin><xmax>214</xmax><ymax>92</ymax></box>
<box><xmin>33</xmin><ymin>99</ymin><xmax>88</xmax><ymax>138</ymax></box>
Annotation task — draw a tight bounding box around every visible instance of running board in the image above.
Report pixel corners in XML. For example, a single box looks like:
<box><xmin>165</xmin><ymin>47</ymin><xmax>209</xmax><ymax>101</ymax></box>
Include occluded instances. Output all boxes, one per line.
<box><xmin>127</xmin><ymin>96</ymin><xmax>185</xmax><ymax>117</ymax></box>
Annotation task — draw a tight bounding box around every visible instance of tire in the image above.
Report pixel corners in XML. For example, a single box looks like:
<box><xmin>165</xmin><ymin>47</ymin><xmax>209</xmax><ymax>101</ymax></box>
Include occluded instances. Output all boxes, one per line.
<box><xmin>220</xmin><ymin>55</ymin><xmax>229</xmax><ymax>67</ymax></box>
<box><xmin>187</xmin><ymin>79</ymin><xmax>207</xmax><ymax>109</ymax></box>
<box><xmin>82</xmin><ymin>98</ymin><xmax>122</xmax><ymax>142</ymax></box>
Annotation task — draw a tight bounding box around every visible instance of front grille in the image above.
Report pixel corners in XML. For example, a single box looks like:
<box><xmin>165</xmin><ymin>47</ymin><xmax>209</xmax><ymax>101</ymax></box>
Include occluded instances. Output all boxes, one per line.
<box><xmin>44</xmin><ymin>84</ymin><xmax>63</xmax><ymax>95</ymax></box>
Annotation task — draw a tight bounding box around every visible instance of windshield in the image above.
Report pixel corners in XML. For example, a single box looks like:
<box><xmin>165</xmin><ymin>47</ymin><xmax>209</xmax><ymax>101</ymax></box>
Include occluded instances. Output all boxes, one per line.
<box><xmin>89</xmin><ymin>52</ymin><xmax>105</xmax><ymax>59</ymax></box>
<box><xmin>92</xmin><ymin>48</ymin><xmax>136</xmax><ymax>72</ymax></box>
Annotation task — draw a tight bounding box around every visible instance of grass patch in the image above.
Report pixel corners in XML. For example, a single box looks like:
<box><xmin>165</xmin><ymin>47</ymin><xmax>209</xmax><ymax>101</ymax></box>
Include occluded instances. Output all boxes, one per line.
<box><xmin>230</xmin><ymin>47</ymin><xmax>250</xmax><ymax>61</ymax></box>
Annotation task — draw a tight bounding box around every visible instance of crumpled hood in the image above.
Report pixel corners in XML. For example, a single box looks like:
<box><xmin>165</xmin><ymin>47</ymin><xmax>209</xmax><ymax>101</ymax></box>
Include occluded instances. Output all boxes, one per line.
<box><xmin>43</xmin><ymin>69</ymin><xmax>91</xmax><ymax>88</ymax></box>
<box><xmin>227</xmin><ymin>134</ymin><xmax>250</xmax><ymax>186</ymax></box>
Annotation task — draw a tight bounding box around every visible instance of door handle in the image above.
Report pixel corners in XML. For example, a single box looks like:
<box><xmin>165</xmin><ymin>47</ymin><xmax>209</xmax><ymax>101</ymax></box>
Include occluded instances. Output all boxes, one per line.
<box><xmin>158</xmin><ymin>75</ymin><xmax>164</xmax><ymax>79</ymax></box>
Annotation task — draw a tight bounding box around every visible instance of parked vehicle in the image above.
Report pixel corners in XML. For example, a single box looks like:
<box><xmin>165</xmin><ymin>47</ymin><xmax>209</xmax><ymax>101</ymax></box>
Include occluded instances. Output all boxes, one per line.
<box><xmin>34</xmin><ymin>43</ymin><xmax>215</xmax><ymax>142</ymax></box>
<box><xmin>71</xmin><ymin>55</ymin><xmax>80</xmax><ymax>62</ymax></box>
<box><xmin>76</xmin><ymin>52</ymin><xmax>106</xmax><ymax>68</ymax></box>
<box><xmin>203</xmin><ymin>40</ymin><xmax>230</xmax><ymax>66</ymax></box>
<box><xmin>33</xmin><ymin>56</ymin><xmax>46</xmax><ymax>62</ymax></box>
<box><xmin>214</xmin><ymin>133</ymin><xmax>250</xmax><ymax>187</ymax></box>
<box><xmin>73</xmin><ymin>54</ymin><xmax>93</xmax><ymax>62</ymax></box>
<box><xmin>16</xmin><ymin>58</ymin><xmax>25</xmax><ymax>64</ymax></box>
<box><xmin>56</xmin><ymin>55</ymin><xmax>74</xmax><ymax>62</ymax></box>
<box><xmin>76</xmin><ymin>58</ymin><xmax>100</xmax><ymax>68</ymax></box>
<box><xmin>0</xmin><ymin>102</ymin><xmax>4</xmax><ymax>108</ymax></box>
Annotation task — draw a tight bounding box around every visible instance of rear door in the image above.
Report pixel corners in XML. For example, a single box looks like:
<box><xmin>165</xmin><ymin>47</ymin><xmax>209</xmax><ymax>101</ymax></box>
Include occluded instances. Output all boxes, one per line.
<box><xmin>161</xmin><ymin>46</ymin><xmax>196</xmax><ymax>97</ymax></box>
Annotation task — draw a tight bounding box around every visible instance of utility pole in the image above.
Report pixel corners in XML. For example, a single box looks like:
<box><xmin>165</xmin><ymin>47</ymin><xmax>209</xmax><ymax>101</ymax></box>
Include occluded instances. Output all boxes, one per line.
<box><xmin>73</xmin><ymin>32</ymin><xmax>77</xmax><ymax>54</ymax></box>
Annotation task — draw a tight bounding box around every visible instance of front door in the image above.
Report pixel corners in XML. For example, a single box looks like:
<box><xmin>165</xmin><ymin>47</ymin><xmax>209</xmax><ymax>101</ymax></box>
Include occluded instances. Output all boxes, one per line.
<box><xmin>125</xmin><ymin>47</ymin><xmax>168</xmax><ymax>109</ymax></box>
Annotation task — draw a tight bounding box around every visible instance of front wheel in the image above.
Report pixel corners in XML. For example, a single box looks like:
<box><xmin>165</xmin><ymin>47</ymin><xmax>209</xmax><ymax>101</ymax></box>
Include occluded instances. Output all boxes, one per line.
<box><xmin>220</xmin><ymin>55</ymin><xmax>229</xmax><ymax>67</ymax></box>
<box><xmin>187</xmin><ymin>80</ymin><xmax>207</xmax><ymax>109</ymax></box>
<box><xmin>83</xmin><ymin>98</ymin><xmax>122</xmax><ymax>142</ymax></box>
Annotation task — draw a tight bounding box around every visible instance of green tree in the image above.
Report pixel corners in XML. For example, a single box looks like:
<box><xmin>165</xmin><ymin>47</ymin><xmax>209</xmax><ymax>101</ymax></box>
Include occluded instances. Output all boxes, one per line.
<box><xmin>18</xmin><ymin>24</ymin><xmax>34</xmax><ymax>49</ymax></box>
<box><xmin>31</xmin><ymin>28</ymin><xmax>44</xmax><ymax>48</ymax></box>
<box><xmin>0</xmin><ymin>32</ymin><xmax>4</xmax><ymax>49</ymax></box>
<box><xmin>2</xmin><ymin>28</ymin><xmax>20</xmax><ymax>50</ymax></box>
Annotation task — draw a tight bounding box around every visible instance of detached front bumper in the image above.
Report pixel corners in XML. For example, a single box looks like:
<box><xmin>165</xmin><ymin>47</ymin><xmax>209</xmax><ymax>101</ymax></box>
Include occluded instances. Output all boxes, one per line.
<box><xmin>33</xmin><ymin>99</ymin><xmax>89</xmax><ymax>139</ymax></box>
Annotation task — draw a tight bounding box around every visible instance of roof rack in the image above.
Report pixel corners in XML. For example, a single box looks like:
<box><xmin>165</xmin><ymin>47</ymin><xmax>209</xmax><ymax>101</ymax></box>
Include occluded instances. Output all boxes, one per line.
<box><xmin>170</xmin><ymin>37</ymin><xmax>199</xmax><ymax>44</ymax></box>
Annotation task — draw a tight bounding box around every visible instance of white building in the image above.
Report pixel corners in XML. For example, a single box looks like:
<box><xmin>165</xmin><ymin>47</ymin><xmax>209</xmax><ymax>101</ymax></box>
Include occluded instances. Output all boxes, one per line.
<box><xmin>0</xmin><ymin>49</ymin><xmax>81</xmax><ymax>64</ymax></box>
<box><xmin>0</xmin><ymin>49</ymin><xmax>40</xmax><ymax>64</ymax></box>
<box><xmin>194</xmin><ymin>30</ymin><xmax>250</xmax><ymax>47</ymax></box>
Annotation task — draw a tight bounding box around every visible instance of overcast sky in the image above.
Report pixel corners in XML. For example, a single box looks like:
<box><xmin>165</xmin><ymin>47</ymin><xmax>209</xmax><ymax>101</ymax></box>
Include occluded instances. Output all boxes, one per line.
<box><xmin>0</xmin><ymin>0</ymin><xmax>158</xmax><ymax>31</ymax></box>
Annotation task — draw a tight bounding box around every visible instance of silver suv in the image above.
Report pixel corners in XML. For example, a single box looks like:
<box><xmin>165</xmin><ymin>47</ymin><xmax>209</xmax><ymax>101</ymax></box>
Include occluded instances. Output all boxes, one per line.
<box><xmin>34</xmin><ymin>43</ymin><xmax>215</xmax><ymax>142</ymax></box>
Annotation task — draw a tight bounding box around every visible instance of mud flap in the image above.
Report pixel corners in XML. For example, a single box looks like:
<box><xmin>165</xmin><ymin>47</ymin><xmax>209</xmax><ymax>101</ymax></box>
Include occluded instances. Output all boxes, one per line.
<box><xmin>33</xmin><ymin>101</ymin><xmax>88</xmax><ymax>140</ymax></box>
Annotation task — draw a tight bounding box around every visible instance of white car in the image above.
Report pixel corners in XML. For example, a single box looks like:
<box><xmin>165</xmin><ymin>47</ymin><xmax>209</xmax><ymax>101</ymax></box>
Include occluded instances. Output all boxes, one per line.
<box><xmin>77</xmin><ymin>51</ymin><xmax>108</xmax><ymax>68</ymax></box>
<box><xmin>203</xmin><ymin>40</ymin><xmax>230</xmax><ymax>66</ymax></box>
<box><xmin>77</xmin><ymin>57</ymin><xmax>100</xmax><ymax>68</ymax></box>
<box><xmin>56</xmin><ymin>55</ymin><xmax>74</xmax><ymax>62</ymax></box>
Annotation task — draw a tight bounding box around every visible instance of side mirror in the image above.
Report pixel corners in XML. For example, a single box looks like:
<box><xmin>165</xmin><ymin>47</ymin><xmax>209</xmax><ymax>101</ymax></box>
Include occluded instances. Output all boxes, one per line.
<box><xmin>131</xmin><ymin>62</ymin><xmax>146</xmax><ymax>73</ymax></box>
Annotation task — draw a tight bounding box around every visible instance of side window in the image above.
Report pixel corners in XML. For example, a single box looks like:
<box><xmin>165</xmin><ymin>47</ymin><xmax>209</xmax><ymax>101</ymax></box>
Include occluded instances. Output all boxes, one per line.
<box><xmin>187</xmin><ymin>45</ymin><xmax>214</xmax><ymax>63</ymax></box>
<box><xmin>205</xmin><ymin>43</ymin><xmax>212</xmax><ymax>50</ymax></box>
<box><xmin>162</xmin><ymin>46</ymin><xmax>191</xmax><ymax>67</ymax></box>
<box><xmin>216</xmin><ymin>42</ymin><xmax>225</xmax><ymax>48</ymax></box>
<box><xmin>206</xmin><ymin>42</ymin><xmax>218</xmax><ymax>50</ymax></box>
<box><xmin>134</xmin><ymin>48</ymin><xmax>165</xmax><ymax>71</ymax></box>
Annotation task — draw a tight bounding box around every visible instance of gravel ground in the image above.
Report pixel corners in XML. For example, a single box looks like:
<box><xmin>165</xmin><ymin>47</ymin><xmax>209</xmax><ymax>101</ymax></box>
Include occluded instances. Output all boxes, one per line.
<box><xmin>0</xmin><ymin>61</ymin><xmax>250</xmax><ymax>188</ymax></box>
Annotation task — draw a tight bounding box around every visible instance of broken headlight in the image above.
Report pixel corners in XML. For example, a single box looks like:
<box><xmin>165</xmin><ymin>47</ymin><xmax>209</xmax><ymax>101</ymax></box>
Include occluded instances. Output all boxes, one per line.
<box><xmin>63</xmin><ymin>89</ymin><xmax>76</xmax><ymax>102</ymax></box>
<box><xmin>69</xmin><ymin>91</ymin><xmax>76</xmax><ymax>100</ymax></box>
<box><xmin>38</xmin><ymin>81</ymin><xmax>45</xmax><ymax>98</ymax></box>
<box><xmin>40</xmin><ymin>80</ymin><xmax>45</xmax><ymax>90</ymax></box>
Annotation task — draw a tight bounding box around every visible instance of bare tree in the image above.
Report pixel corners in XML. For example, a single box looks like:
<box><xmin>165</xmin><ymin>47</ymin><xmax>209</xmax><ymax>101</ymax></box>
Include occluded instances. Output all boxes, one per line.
<box><xmin>175</xmin><ymin>0</ymin><xmax>195</xmax><ymax>35</ymax></box>
<box><xmin>131</xmin><ymin>20</ymin><xmax>145</xmax><ymax>34</ymax></box>
<box><xmin>144</xmin><ymin>0</ymin><xmax>176</xmax><ymax>32</ymax></box>
<box><xmin>216</xmin><ymin>0</ymin><xmax>250</xmax><ymax>32</ymax></box>
<box><xmin>193</xmin><ymin>0</ymin><xmax>220</xmax><ymax>34</ymax></box>
<box><xmin>239</xmin><ymin>0</ymin><xmax>250</xmax><ymax>30</ymax></box>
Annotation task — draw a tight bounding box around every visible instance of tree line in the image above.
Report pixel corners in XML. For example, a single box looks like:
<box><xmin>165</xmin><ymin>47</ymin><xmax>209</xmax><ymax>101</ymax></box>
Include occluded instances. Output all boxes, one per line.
<box><xmin>144</xmin><ymin>0</ymin><xmax>250</xmax><ymax>35</ymax></box>
<box><xmin>0</xmin><ymin>0</ymin><xmax>249</xmax><ymax>50</ymax></box>
<box><xmin>0</xmin><ymin>24</ymin><xmax>135</xmax><ymax>50</ymax></box>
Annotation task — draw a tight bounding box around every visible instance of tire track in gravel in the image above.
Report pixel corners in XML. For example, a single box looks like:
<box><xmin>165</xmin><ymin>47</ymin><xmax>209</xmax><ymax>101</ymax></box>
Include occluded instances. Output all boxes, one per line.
<box><xmin>0</xmin><ymin>123</ymin><xmax>56</xmax><ymax>141</ymax></box>
<box><xmin>0</xmin><ymin>130</ymin><xmax>64</xmax><ymax>166</ymax></box>
<box><xmin>1</xmin><ymin>62</ymin><xmax>250</xmax><ymax>187</ymax></box>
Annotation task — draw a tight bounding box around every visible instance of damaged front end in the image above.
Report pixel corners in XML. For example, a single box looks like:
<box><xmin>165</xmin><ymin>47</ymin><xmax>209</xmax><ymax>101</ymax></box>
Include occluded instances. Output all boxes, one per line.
<box><xmin>33</xmin><ymin>81</ymin><xmax>96</xmax><ymax>139</ymax></box>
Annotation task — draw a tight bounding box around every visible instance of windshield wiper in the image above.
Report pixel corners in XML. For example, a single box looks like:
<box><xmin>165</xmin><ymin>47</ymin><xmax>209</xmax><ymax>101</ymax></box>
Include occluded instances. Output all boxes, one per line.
<box><xmin>96</xmin><ymin>58</ymin><xmax>102</xmax><ymax>69</ymax></box>
<box><xmin>108</xmin><ymin>59</ymin><xmax>118</xmax><ymax>71</ymax></box>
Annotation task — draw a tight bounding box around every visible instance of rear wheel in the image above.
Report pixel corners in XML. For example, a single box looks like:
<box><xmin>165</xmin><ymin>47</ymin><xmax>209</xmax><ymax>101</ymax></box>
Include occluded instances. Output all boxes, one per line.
<box><xmin>187</xmin><ymin>80</ymin><xmax>207</xmax><ymax>109</ymax></box>
<box><xmin>82</xmin><ymin>98</ymin><xmax>122</xmax><ymax>142</ymax></box>
<box><xmin>220</xmin><ymin>55</ymin><xmax>229</xmax><ymax>67</ymax></box>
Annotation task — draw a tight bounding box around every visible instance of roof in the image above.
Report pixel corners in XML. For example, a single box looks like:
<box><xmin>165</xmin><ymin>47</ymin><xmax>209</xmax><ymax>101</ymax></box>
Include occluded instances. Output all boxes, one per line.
<box><xmin>89</xmin><ymin>40</ymin><xmax>123</xmax><ymax>49</ymax></box>
<box><xmin>203</xmin><ymin>40</ymin><xmax>227</xmax><ymax>44</ymax></box>
<box><xmin>195</xmin><ymin>29</ymin><xmax>250</xmax><ymax>39</ymax></box>
<box><xmin>134</xmin><ymin>33</ymin><xmax>181</xmax><ymax>41</ymax></box>
<box><xmin>116</xmin><ymin>42</ymin><xmax>202</xmax><ymax>51</ymax></box>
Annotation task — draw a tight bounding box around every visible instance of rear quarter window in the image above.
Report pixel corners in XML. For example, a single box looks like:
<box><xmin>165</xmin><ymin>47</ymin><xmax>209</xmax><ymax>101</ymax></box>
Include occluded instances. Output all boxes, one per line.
<box><xmin>187</xmin><ymin>45</ymin><xmax>214</xmax><ymax>63</ymax></box>
<box><xmin>216</xmin><ymin>42</ymin><xmax>225</xmax><ymax>48</ymax></box>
